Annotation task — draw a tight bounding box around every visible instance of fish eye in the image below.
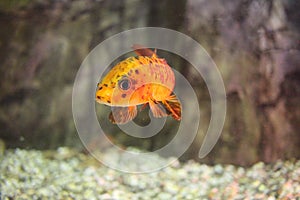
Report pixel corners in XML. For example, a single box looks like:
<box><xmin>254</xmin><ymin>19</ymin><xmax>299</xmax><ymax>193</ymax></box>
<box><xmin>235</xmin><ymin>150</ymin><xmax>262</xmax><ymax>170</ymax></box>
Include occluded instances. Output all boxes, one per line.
<box><xmin>118</xmin><ymin>78</ymin><xmax>131</xmax><ymax>90</ymax></box>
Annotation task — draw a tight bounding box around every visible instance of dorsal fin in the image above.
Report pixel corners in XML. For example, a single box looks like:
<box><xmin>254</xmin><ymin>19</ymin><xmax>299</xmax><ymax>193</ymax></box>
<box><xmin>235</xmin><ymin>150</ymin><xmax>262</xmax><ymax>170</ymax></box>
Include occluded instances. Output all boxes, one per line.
<box><xmin>132</xmin><ymin>44</ymin><xmax>156</xmax><ymax>57</ymax></box>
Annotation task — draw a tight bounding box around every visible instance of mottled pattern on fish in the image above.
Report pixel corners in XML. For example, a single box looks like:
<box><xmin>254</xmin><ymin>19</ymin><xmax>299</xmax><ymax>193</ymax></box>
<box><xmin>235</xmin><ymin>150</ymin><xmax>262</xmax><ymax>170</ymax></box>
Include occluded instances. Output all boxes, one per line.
<box><xmin>95</xmin><ymin>45</ymin><xmax>181</xmax><ymax>124</ymax></box>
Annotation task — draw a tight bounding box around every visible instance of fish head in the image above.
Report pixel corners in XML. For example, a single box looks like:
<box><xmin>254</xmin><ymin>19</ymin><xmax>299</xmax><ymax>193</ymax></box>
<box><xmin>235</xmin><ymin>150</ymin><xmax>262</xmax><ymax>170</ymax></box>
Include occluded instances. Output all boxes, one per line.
<box><xmin>95</xmin><ymin>67</ymin><xmax>139</xmax><ymax>107</ymax></box>
<box><xmin>96</xmin><ymin>77</ymin><xmax>140</xmax><ymax>106</ymax></box>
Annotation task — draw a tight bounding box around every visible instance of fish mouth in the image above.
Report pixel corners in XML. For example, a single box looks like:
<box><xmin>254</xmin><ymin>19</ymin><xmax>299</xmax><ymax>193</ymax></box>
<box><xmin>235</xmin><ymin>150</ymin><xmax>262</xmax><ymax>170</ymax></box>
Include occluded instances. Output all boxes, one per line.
<box><xmin>95</xmin><ymin>87</ymin><xmax>113</xmax><ymax>105</ymax></box>
<box><xmin>95</xmin><ymin>91</ymin><xmax>112</xmax><ymax>105</ymax></box>
<box><xmin>95</xmin><ymin>95</ymin><xmax>111</xmax><ymax>105</ymax></box>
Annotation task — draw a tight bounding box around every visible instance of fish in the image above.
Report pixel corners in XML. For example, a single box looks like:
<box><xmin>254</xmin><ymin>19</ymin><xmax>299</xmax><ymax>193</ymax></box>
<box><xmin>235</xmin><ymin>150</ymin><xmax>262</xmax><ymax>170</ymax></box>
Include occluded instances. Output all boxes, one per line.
<box><xmin>95</xmin><ymin>44</ymin><xmax>181</xmax><ymax>124</ymax></box>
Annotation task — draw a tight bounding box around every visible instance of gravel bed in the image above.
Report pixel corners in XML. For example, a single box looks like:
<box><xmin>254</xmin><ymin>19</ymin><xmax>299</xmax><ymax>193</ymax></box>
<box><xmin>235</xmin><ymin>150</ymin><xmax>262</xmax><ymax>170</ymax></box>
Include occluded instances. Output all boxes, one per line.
<box><xmin>0</xmin><ymin>148</ymin><xmax>299</xmax><ymax>199</ymax></box>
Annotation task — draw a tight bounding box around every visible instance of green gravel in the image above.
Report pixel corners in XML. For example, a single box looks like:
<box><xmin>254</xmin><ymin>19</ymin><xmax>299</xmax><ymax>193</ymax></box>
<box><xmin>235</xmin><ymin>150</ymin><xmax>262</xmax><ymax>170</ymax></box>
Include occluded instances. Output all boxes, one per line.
<box><xmin>0</xmin><ymin>148</ymin><xmax>299</xmax><ymax>199</ymax></box>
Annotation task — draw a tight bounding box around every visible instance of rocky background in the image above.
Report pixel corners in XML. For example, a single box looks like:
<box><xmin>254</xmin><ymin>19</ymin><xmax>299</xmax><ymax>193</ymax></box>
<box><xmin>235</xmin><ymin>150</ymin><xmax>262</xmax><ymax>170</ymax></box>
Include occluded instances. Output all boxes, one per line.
<box><xmin>0</xmin><ymin>0</ymin><xmax>299</xmax><ymax>166</ymax></box>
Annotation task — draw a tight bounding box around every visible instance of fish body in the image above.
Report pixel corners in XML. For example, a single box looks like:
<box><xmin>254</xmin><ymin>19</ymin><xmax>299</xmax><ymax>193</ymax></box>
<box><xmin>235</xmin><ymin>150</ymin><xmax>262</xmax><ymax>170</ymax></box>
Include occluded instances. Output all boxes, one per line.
<box><xmin>96</xmin><ymin>45</ymin><xmax>181</xmax><ymax>124</ymax></box>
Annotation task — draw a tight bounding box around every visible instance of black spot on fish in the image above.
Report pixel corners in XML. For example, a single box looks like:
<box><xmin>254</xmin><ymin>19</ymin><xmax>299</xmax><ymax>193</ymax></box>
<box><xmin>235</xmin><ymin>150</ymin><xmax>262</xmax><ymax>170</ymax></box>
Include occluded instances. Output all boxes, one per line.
<box><xmin>98</xmin><ymin>86</ymin><xmax>103</xmax><ymax>90</ymax></box>
<box><xmin>107</xmin><ymin>100</ymin><xmax>111</xmax><ymax>103</ymax></box>
<box><xmin>104</xmin><ymin>84</ymin><xmax>108</xmax><ymax>87</ymax></box>
<box><xmin>121</xmin><ymin>94</ymin><xmax>126</xmax><ymax>98</ymax></box>
<box><xmin>97</xmin><ymin>96</ymin><xmax>101</xmax><ymax>99</ymax></box>
<box><xmin>135</xmin><ymin>69</ymin><xmax>139</xmax><ymax>74</ymax></box>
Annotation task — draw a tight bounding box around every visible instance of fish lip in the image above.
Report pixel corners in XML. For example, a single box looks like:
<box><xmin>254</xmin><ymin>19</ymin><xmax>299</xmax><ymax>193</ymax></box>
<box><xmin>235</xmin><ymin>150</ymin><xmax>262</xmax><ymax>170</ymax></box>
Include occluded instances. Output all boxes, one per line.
<box><xmin>95</xmin><ymin>98</ymin><xmax>143</xmax><ymax>107</ymax></box>
<box><xmin>95</xmin><ymin>98</ymin><xmax>112</xmax><ymax>106</ymax></box>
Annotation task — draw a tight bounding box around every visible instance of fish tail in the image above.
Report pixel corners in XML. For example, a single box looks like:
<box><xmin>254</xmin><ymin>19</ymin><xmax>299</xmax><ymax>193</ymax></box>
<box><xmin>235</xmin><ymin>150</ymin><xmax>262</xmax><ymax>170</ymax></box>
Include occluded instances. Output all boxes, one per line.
<box><xmin>162</xmin><ymin>95</ymin><xmax>181</xmax><ymax>121</ymax></box>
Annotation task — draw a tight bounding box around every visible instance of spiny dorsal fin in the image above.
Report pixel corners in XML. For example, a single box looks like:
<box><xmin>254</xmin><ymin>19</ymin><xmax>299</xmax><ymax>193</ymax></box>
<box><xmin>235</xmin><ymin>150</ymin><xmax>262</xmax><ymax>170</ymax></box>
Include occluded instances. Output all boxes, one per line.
<box><xmin>132</xmin><ymin>44</ymin><xmax>156</xmax><ymax>57</ymax></box>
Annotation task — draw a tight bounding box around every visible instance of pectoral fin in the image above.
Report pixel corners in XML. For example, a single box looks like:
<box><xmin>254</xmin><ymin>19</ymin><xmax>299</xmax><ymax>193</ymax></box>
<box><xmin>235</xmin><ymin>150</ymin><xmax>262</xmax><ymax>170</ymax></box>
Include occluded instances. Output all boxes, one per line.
<box><xmin>140</xmin><ymin>103</ymin><xmax>148</xmax><ymax>111</ymax></box>
<box><xmin>149</xmin><ymin>100</ymin><xmax>168</xmax><ymax>118</ymax></box>
<box><xmin>109</xmin><ymin>106</ymin><xmax>137</xmax><ymax>124</ymax></box>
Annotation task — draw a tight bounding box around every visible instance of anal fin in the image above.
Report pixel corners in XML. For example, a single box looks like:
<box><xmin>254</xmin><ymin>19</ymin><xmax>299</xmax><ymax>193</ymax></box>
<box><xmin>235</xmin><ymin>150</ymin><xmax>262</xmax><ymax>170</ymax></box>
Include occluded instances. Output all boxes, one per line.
<box><xmin>162</xmin><ymin>94</ymin><xmax>181</xmax><ymax>121</ymax></box>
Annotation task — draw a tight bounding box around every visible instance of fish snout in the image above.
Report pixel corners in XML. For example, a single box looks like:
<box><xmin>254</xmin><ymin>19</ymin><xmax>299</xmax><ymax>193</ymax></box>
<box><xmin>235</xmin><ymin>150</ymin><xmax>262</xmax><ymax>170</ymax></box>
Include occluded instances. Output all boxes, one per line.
<box><xmin>95</xmin><ymin>87</ymin><xmax>112</xmax><ymax>105</ymax></box>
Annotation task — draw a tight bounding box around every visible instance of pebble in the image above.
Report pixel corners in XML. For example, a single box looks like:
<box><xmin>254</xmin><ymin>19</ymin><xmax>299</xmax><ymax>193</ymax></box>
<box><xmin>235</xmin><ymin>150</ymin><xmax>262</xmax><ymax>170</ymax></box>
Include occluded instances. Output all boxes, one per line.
<box><xmin>0</xmin><ymin>148</ymin><xmax>299</xmax><ymax>199</ymax></box>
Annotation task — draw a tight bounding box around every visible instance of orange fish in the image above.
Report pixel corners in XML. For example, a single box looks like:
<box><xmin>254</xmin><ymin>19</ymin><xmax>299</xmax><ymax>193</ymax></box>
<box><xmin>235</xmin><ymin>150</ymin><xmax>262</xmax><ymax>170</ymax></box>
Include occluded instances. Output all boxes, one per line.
<box><xmin>95</xmin><ymin>44</ymin><xmax>181</xmax><ymax>124</ymax></box>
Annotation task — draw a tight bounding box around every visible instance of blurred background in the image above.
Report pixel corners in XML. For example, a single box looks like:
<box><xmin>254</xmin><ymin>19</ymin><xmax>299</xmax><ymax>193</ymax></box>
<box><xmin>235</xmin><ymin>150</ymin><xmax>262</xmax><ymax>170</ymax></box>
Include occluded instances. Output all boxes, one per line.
<box><xmin>0</xmin><ymin>0</ymin><xmax>299</xmax><ymax>166</ymax></box>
